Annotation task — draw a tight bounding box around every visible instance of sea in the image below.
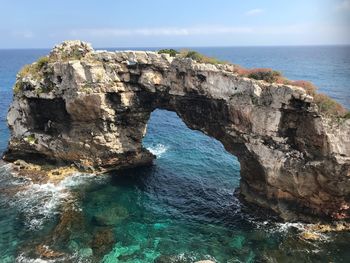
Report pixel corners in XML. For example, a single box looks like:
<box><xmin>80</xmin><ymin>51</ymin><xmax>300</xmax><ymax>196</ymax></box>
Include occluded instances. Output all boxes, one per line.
<box><xmin>0</xmin><ymin>46</ymin><xmax>349</xmax><ymax>262</ymax></box>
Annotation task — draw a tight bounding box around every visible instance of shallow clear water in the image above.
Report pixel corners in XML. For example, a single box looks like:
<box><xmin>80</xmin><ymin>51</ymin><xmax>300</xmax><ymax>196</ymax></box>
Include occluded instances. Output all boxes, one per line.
<box><xmin>0</xmin><ymin>47</ymin><xmax>350</xmax><ymax>262</ymax></box>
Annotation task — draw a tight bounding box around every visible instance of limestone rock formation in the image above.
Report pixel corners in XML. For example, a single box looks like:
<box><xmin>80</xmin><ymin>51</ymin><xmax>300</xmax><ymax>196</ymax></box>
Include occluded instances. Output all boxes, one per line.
<box><xmin>3</xmin><ymin>40</ymin><xmax>350</xmax><ymax>221</ymax></box>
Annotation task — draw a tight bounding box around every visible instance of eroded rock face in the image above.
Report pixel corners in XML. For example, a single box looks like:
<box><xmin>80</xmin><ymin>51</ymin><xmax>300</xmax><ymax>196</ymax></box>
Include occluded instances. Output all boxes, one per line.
<box><xmin>4</xmin><ymin>40</ymin><xmax>350</xmax><ymax>221</ymax></box>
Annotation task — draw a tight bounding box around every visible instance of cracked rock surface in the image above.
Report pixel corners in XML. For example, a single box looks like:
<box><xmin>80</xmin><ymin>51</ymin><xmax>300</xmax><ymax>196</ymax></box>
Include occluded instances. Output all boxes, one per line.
<box><xmin>4</xmin><ymin>40</ymin><xmax>350</xmax><ymax>221</ymax></box>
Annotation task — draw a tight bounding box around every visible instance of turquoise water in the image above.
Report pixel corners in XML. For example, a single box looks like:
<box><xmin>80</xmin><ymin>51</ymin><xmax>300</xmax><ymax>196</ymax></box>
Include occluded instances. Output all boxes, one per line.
<box><xmin>0</xmin><ymin>47</ymin><xmax>350</xmax><ymax>262</ymax></box>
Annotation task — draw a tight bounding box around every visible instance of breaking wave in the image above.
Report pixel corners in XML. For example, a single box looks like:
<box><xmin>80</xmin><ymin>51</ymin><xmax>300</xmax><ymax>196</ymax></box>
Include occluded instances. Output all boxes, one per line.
<box><xmin>146</xmin><ymin>143</ymin><xmax>169</xmax><ymax>157</ymax></box>
<box><xmin>9</xmin><ymin>173</ymin><xmax>106</xmax><ymax>230</ymax></box>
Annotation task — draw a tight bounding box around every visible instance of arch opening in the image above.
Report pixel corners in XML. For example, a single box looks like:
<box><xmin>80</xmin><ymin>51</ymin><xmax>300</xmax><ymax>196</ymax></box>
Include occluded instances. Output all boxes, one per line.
<box><xmin>143</xmin><ymin>108</ymin><xmax>241</xmax><ymax>188</ymax></box>
<box><xmin>139</xmin><ymin>108</ymin><xmax>242</xmax><ymax>223</ymax></box>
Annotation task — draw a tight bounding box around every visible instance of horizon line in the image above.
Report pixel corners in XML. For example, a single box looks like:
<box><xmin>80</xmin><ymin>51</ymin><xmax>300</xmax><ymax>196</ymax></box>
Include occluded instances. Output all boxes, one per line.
<box><xmin>0</xmin><ymin>43</ymin><xmax>350</xmax><ymax>50</ymax></box>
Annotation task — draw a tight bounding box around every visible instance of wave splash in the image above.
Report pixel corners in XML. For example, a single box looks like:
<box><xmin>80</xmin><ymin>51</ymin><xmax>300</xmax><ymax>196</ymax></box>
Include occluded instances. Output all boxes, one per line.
<box><xmin>9</xmin><ymin>173</ymin><xmax>104</xmax><ymax>230</ymax></box>
<box><xmin>146</xmin><ymin>144</ymin><xmax>168</xmax><ymax>157</ymax></box>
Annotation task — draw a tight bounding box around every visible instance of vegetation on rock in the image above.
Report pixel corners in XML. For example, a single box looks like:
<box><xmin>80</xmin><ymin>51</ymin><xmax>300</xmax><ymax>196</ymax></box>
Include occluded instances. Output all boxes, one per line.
<box><xmin>18</xmin><ymin>56</ymin><xmax>49</xmax><ymax>78</ymax></box>
<box><xmin>232</xmin><ymin>65</ymin><xmax>349</xmax><ymax>118</ymax></box>
<box><xmin>36</xmin><ymin>56</ymin><xmax>50</xmax><ymax>69</ymax></box>
<box><xmin>13</xmin><ymin>56</ymin><xmax>53</xmax><ymax>94</ymax></box>
<box><xmin>283</xmin><ymin>80</ymin><xmax>348</xmax><ymax>118</ymax></box>
<box><xmin>158</xmin><ymin>48</ymin><xmax>226</xmax><ymax>64</ymax></box>
<box><xmin>180</xmin><ymin>49</ymin><xmax>226</xmax><ymax>64</ymax></box>
<box><xmin>49</xmin><ymin>41</ymin><xmax>93</xmax><ymax>61</ymax></box>
<box><xmin>313</xmin><ymin>93</ymin><xmax>349</xmax><ymax>118</ymax></box>
<box><xmin>7</xmin><ymin>41</ymin><xmax>350</xmax><ymax>223</ymax></box>
<box><xmin>13</xmin><ymin>47</ymin><xmax>350</xmax><ymax>119</ymax></box>
<box><xmin>24</xmin><ymin>134</ymin><xmax>37</xmax><ymax>144</ymax></box>
<box><xmin>158</xmin><ymin>49</ymin><xmax>179</xmax><ymax>57</ymax></box>
<box><xmin>156</xmin><ymin>47</ymin><xmax>348</xmax><ymax>119</ymax></box>
<box><xmin>288</xmin><ymin>80</ymin><xmax>317</xmax><ymax>96</ymax></box>
<box><xmin>58</xmin><ymin>49</ymin><xmax>85</xmax><ymax>61</ymax></box>
<box><xmin>13</xmin><ymin>81</ymin><xmax>23</xmax><ymax>94</ymax></box>
<box><xmin>242</xmin><ymin>68</ymin><xmax>282</xmax><ymax>83</ymax></box>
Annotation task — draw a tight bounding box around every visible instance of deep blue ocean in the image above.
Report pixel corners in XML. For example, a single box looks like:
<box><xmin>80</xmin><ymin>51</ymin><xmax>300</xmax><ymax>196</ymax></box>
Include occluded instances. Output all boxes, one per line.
<box><xmin>0</xmin><ymin>46</ymin><xmax>349</xmax><ymax>262</ymax></box>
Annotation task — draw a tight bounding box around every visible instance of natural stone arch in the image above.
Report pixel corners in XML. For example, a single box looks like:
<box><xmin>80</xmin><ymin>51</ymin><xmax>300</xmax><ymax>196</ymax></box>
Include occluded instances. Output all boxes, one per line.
<box><xmin>4</xmin><ymin>41</ymin><xmax>350</xmax><ymax>221</ymax></box>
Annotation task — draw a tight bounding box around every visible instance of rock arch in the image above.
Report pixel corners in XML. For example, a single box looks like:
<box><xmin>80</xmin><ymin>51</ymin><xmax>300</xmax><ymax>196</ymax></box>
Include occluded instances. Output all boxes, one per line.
<box><xmin>4</xmin><ymin>41</ymin><xmax>350</xmax><ymax>221</ymax></box>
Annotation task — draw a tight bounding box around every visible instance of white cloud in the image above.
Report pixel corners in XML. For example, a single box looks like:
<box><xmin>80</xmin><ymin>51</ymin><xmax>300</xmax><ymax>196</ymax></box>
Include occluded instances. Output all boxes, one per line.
<box><xmin>64</xmin><ymin>23</ymin><xmax>350</xmax><ymax>46</ymax></box>
<box><xmin>336</xmin><ymin>0</ymin><xmax>350</xmax><ymax>11</ymax></box>
<box><xmin>11</xmin><ymin>30</ymin><xmax>34</xmax><ymax>38</ymax></box>
<box><xmin>69</xmin><ymin>26</ymin><xmax>253</xmax><ymax>37</ymax></box>
<box><xmin>68</xmin><ymin>25</ymin><xmax>309</xmax><ymax>38</ymax></box>
<box><xmin>245</xmin><ymin>9</ymin><xmax>264</xmax><ymax>16</ymax></box>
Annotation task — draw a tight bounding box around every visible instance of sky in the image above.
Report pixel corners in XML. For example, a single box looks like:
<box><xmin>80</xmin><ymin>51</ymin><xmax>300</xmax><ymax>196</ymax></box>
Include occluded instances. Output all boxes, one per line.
<box><xmin>1</xmin><ymin>0</ymin><xmax>350</xmax><ymax>48</ymax></box>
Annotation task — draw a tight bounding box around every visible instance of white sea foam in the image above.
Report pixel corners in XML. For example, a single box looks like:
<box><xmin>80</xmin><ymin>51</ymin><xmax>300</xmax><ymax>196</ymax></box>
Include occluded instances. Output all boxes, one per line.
<box><xmin>16</xmin><ymin>254</ymin><xmax>57</xmax><ymax>263</ymax></box>
<box><xmin>252</xmin><ymin>218</ymin><xmax>307</xmax><ymax>233</ymax></box>
<box><xmin>0</xmin><ymin>162</ymin><xmax>13</xmax><ymax>172</ymax></box>
<box><xmin>147</xmin><ymin>144</ymin><xmax>169</xmax><ymax>157</ymax></box>
<box><xmin>272</xmin><ymin>222</ymin><xmax>307</xmax><ymax>232</ymax></box>
<box><xmin>250</xmin><ymin>219</ymin><xmax>331</xmax><ymax>242</ymax></box>
<box><xmin>10</xmin><ymin>173</ymin><xmax>105</xmax><ymax>230</ymax></box>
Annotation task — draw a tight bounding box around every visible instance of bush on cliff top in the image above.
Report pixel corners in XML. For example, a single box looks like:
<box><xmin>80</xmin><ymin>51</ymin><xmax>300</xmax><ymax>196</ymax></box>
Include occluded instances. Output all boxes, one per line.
<box><xmin>283</xmin><ymin>80</ymin><xmax>348</xmax><ymax>118</ymax></box>
<box><xmin>313</xmin><ymin>93</ymin><xmax>349</xmax><ymax>117</ymax></box>
<box><xmin>36</xmin><ymin>56</ymin><xmax>49</xmax><ymax>69</ymax></box>
<box><xmin>247</xmin><ymin>69</ymin><xmax>282</xmax><ymax>83</ymax></box>
<box><xmin>180</xmin><ymin>50</ymin><xmax>226</xmax><ymax>65</ymax></box>
<box><xmin>157</xmin><ymin>48</ymin><xmax>227</xmax><ymax>64</ymax></box>
<box><xmin>231</xmin><ymin>65</ymin><xmax>348</xmax><ymax>118</ymax></box>
<box><xmin>13</xmin><ymin>81</ymin><xmax>23</xmax><ymax>94</ymax></box>
<box><xmin>233</xmin><ymin>67</ymin><xmax>283</xmax><ymax>83</ymax></box>
<box><xmin>14</xmin><ymin>56</ymin><xmax>50</xmax><ymax>94</ymax></box>
<box><xmin>18</xmin><ymin>56</ymin><xmax>49</xmax><ymax>78</ymax></box>
<box><xmin>158</xmin><ymin>49</ymin><xmax>179</xmax><ymax>57</ymax></box>
<box><xmin>162</xmin><ymin>47</ymin><xmax>349</xmax><ymax>118</ymax></box>
<box><xmin>286</xmin><ymin>80</ymin><xmax>317</xmax><ymax>96</ymax></box>
<box><xmin>14</xmin><ymin>49</ymin><xmax>349</xmax><ymax>119</ymax></box>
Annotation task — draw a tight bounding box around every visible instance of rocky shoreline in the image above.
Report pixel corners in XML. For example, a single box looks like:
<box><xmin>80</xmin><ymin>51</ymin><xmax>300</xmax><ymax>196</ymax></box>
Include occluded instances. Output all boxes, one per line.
<box><xmin>3</xmin><ymin>40</ymin><xmax>350</xmax><ymax>222</ymax></box>
<box><xmin>2</xmin><ymin>160</ymin><xmax>348</xmax><ymax>262</ymax></box>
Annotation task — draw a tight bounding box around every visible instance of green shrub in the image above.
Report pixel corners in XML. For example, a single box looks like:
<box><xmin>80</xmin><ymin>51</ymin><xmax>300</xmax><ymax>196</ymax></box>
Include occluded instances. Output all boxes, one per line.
<box><xmin>24</xmin><ymin>134</ymin><xmax>37</xmax><ymax>144</ymax></box>
<box><xmin>180</xmin><ymin>50</ymin><xmax>226</xmax><ymax>64</ymax></box>
<box><xmin>61</xmin><ymin>49</ymin><xmax>84</xmax><ymax>61</ymax></box>
<box><xmin>18</xmin><ymin>64</ymin><xmax>33</xmax><ymax>78</ymax></box>
<box><xmin>184</xmin><ymin>50</ymin><xmax>203</xmax><ymax>61</ymax></box>
<box><xmin>314</xmin><ymin>93</ymin><xmax>348</xmax><ymax>118</ymax></box>
<box><xmin>18</xmin><ymin>56</ymin><xmax>50</xmax><ymax>79</ymax></box>
<box><xmin>343</xmin><ymin>111</ymin><xmax>350</xmax><ymax>119</ymax></box>
<box><xmin>36</xmin><ymin>56</ymin><xmax>49</xmax><ymax>69</ymax></box>
<box><xmin>158</xmin><ymin>49</ymin><xmax>179</xmax><ymax>57</ymax></box>
<box><xmin>13</xmin><ymin>81</ymin><xmax>23</xmax><ymax>94</ymax></box>
<box><xmin>15</xmin><ymin>56</ymin><xmax>52</xmax><ymax>94</ymax></box>
<box><xmin>50</xmin><ymin>48</ymin><xmax>84</xmax><ymax>61</ymax></box>
<box><xmin>247</xmin><ymin>69</ymin><xmax>282</xmax><ymax>83</ymax></box>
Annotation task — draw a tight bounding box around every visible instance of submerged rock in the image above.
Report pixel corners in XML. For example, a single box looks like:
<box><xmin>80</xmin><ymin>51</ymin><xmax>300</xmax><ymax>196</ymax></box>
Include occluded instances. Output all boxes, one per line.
<box><xmin>35</xmin><ymin>244</ymin><xmax>64</xmax><ymax>259</ymax></box>
<box><xmin>79</xmin><ymin>247</ymin><xmax>93</xmax><ymax>258</ymax></box>
<box><xmin>229</xmin><ymin>235</ymin><xmax>245</xmax><ymax>250</ymax></box>
<box><xmin>299</xmin><ymin>231</ymin><xmax>323</xmax><ymax>241</ymax></box>
<box><xmin>92</xmin><ymin>205</ymin><xmax>129</xmax><ymax>226</ymax></box>
<box><xmin>91</xmin><ymin>228</ymin><xmax>115</xmax><ymax>256</ymax></box>
<box><xmin>307</xmin><ymin>222</ymin><xmax>350</xmax><ymax>232</ymax></box>
<box><xmin>52</xmin><ymin>201</ymin><xmax>86</xmax><ymax>243</ymax></box>
<box><xmin>3</xmin><ymin>40</ymin><xmax>350</xmax><ymax>222</ymax></box>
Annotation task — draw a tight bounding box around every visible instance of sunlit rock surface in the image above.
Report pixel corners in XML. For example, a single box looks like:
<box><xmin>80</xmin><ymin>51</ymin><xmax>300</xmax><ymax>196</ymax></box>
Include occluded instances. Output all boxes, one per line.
<box><xmin>4</xmin><ymin>40</ymin><xmax>350</xmax><ymax>221</ymax></box>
